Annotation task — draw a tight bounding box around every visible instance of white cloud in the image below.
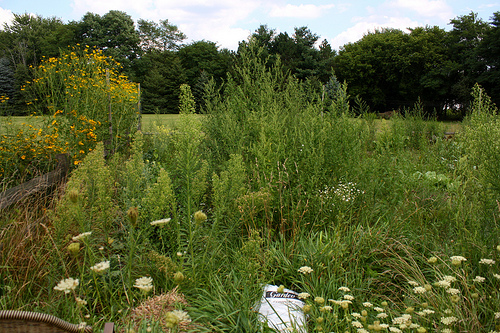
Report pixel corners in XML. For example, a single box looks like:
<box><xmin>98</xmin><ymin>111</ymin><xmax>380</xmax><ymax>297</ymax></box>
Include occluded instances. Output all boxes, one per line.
<box><xmin>0</xmin><ymin>7</ymin><xmax>14</xmax><ymax>29</ymax></box>
<box><xmin>268</xmin><ymin>4</ymin><xmax>335</xmax><ymax>18</ymax></box>
<box><xmin>70</xmin><ymin>0</ymin><xmax>260</xmax><ymax>49</ymax></box>
<box><xmin>389</xmin><ymin>0</ymin><xmax>453</xmax><ymax>21</ymax></box>
<box><xmin>330</xmin><ymin>15</ymin><xmax>420</xmax><ymax>50</ymax></box>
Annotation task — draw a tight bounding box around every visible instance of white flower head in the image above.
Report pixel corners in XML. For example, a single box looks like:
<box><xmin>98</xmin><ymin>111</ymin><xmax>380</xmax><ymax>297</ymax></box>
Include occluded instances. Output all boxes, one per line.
<box><xmin>298</xmin><ymin>266</ymin><xmax>313</xmax><ymax>274</ymax></box>
<box><xmin>351</xmin><ymin>312</ymin><xmax>362</xmax><ymax>318</ymax></box>
<box><xmin>170</xmin><ymin>310</ymin><xmax>190</xmax><ymax>323</ymax></box>
<box><xmin>298</xmin><ymin>292</ymin><xmax>310</xmax><ymax>300</ymax></box>
<box><xmin>134</xmin><ymin>276</ymin><xmax>153</xmax><ymax>293</ymax></box>
<box><xmin>338</xmin><ymin>286</ymin><xmax>351</xmax><ymax>292</ymax></box>
<box><xmin>344</xmin><ymin>294</ymin><xmax>355</xmax><ymax>300</ymax></box>
<box><xmin>76</xmin><ymin>297</ymin><xmax>87</xmax><ymax>306</ymax></box>
<box><xmin>54</xmin><ymin>277</ymin><xmax>79</xmax><ymax>294</ymax></box>
<box><xmin>479</xmin><ymin>258</ymin><xmax>496</xmax><ymax>266</ymax></box>
<box><xmin>443</xmin><ymin>275</ymin><xmax>457</xmax><ymax>283</ymax></box>
<box><xmin>363</xmin><ymin>302</ymin><xmax>373</xmax><ymax>307</ymax></box>
<box><xmin>150</xmin><ymin>218</ymin><xmax>171</xmax><ymax>226</ymax></box>
<box><xmin>413</xmin><ymin>286</ymin><xmax>427</xmax><ymax>294</ymax></box>
<box><xmin>408</xmin><ymin>280</ymin><xmax>419</xmax><ymax>286</ymax></box>
<box><xmin>72</xmin><ymin>232</ymin><xmax>92</xmax><ymax>242</ymax></box>
<box><xmin>440</xmin><ymin>316</ymin><xmax>458</xmax><ymax>325</ymax></box>
<box><xmin>473</xmin><ymin>275</ymin><xmax>486</xmax><ymax>283</ymax></box>
<box><xmin>446</xmin><ymin>288</ymin><xmax>460</xmax><ymax>295</ymax></box>
<box><xmin>450</xmin><ymin>256</ymin><xmax>467</xmax><ymax>266</ymax></box>
<box><xmin>90</xmin><ymin>261</ymin><xmax>110</xmax><ymax>274</ymax></box>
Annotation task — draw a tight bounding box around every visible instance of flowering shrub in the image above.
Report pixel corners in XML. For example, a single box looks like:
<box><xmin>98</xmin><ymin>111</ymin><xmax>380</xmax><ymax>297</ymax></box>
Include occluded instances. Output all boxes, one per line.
<box><xmin>0</xmin><ymin>46</ymin><xmax>139</xmax><ymax>184</ymax></box>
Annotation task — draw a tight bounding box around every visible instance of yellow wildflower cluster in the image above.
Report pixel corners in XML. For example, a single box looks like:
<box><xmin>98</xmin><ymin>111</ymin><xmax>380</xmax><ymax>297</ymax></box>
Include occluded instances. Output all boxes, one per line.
<box><xmin>0</xmin><ymin>119</ymin><xmax>67</xmax><ymax>179</ymax></box>
<box><xmin>2</xmin><ymin>46</ymin><xmax>139</xmax><ymax>182</ymax></box>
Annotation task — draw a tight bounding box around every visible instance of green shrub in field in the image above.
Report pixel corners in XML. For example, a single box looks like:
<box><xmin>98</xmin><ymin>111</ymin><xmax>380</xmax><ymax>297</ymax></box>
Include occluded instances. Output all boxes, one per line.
<box><xmin>462</xmin><ymin>84</ymin><xmax>500</xmax><ymax>201</ymax></box>
<box><xmin>50</xmin><ymin>142</ymin><xmax>117</xmax><ymax>243</ymax></box>
<box><xmin>203</xmin><ymin>43</ymin><xmax>367</xmax><ymax>234</ymax></box>
<box><xmin>212</xmin><ymin>153</ymin><xmax>248</xmax><ymax>227</ymax></box>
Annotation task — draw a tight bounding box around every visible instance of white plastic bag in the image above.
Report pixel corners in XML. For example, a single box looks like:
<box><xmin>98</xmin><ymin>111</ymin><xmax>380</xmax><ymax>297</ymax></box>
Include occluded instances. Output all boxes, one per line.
<box><xmin>257</xmin><ymin>284</ymin><xmax>306</xmax><ymax>332</ymax></box>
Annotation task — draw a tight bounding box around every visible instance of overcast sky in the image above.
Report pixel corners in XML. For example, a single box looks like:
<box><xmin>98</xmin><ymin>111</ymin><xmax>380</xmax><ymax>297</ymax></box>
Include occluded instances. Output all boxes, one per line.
<box><xmin>0</xmin><ymin>0</ymin><xmax>499</xmax><ymax>51</ymax></box>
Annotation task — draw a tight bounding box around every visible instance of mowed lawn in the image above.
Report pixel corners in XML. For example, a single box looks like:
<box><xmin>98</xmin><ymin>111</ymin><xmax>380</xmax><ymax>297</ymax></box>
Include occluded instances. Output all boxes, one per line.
<box><xmin>0</xmin><ymin>114</ymin><xmax>183</xmax><ymax>136</ymax></box>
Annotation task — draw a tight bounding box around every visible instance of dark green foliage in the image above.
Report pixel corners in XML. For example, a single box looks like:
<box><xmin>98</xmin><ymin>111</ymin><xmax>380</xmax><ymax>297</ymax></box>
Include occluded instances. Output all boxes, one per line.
<box><xmin>478</xmin><ymin>12</ymin><xmax>500</xmax><ymax>106</ymax></box>
<box><xmin>239</xmin><ymin>25</ymin><xmax>336</xmax><ymax>84</ymax></box>
<box><xmin>0</xmin><ymin>57</ymin><xmax>15</xmax><ymax>114</ymax></box>
<box><xmin>74</xmin><ymin>10</ymin><xmax>140</xmax><ymax>72</ymax></box>
<box><xmin>447</xmin><ymin>12</ymin><xmax>492</xmax><ymax>113</ymax></box>
<box><xmin>139</xmin><ymin>51</ymin><xmax>187</xmax><ymax>114</ymax></box>
<box><xmin>137</xmin><ymin>18</ymin><xmax>186</xmax><ymax>52</ymax></box>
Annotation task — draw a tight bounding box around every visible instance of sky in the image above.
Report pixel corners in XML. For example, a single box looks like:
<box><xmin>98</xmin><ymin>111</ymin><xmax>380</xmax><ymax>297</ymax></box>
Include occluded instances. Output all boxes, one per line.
<box><xmin>0</xmin><ymin>0</ymin><xmax>499</xmax><ymax>51</ymax></box>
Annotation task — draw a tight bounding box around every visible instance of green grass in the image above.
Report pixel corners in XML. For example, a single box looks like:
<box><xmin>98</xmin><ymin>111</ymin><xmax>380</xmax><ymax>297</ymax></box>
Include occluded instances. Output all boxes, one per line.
<box><xmin>0</xmin><ymin>113</ymin><xmax>192</xmax><ymax>136</ymax></box>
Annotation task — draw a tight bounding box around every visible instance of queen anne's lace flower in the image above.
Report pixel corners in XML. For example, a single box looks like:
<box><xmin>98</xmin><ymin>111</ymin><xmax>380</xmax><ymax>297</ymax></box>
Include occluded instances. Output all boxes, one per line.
<box><xmin>441</xmin><ymin>316</ymin><xmax>458</xmax><ymax>325</ymax></box>
<box><xmin>413</xmin><ymin>286</ymin><xmax>427</xmax><ymax>294</ymax></box>
<box><xmin>298</xmin><ymin>292</ymin><xmax>310</xmax><ymax>300</ymax></box>
<box><xmin>479</xmin><ymin>258</ymin><xmax>496</xmax><ymax>265</ymax></box>
<box><xmin>298</xmin><ymin>266</ymin><xmax>313</xmax><ymax>274</ymax></box>
<box><xmin>446</xmin><ymin>288</ymin><xmax>460</xmax><ymax>295</ymax></box>
<box><xmin>54</xmin><ymin>277</ymin><xmax>79</xmax><ymax>294</ymax></box>
<box><xmin>435</xmin><ymin>279</ymin><xmax>451</xmax><ymax>288</ymax></box>
<box><xmin>450</xmin><ymin>256</ymin><xmax>467</xmax><ymax>266</ymax></box>
<box><xmin>90</xmin><ymin>261</ymin><xmax>110</xmax><ymax>274</ymax></box>
<box><xmin>473</xmin><ymin>275</ymin><xmax>486</xmax><ymax>283</ymax></box>
<box><xmin>150</xmin><ymin>218</ymin><xmax>171</xmax><ymax>226</ymax></box>
<box><xmin>72</xmin><ymin>232</ymin><xmax>92</xmax><ymax>241</ymax></box>
<box><xmin>134</xmin><ymin>276</ymin><xmax>153</xmax><ymax>292</ymax></box>
<box><xmin>338</xmin><ymin>286</ymin><xmax>351</xmax><ymax>292</ymax></box>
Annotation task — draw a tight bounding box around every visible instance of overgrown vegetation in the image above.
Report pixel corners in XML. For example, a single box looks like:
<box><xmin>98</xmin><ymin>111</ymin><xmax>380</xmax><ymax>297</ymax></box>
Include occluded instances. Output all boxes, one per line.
<box><xmin>1</xmin><ymin>46</ymin><xmax>500</xmax><ymax>333</ymax></box>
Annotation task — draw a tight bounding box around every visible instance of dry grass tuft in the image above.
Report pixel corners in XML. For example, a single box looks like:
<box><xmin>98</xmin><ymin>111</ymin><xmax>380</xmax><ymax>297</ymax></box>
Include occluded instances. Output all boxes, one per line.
<box><xmin>128</xmin><ymin>287</ymin><xmax>198</xmax><ymax>332</ymax></box>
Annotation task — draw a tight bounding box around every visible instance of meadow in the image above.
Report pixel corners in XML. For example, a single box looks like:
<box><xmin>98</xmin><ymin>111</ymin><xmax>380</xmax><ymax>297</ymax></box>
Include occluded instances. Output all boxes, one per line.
<box><xmin>1</xmin><ymin>46</ymin><xmax>500</xmax><ymax>333</ymax></box>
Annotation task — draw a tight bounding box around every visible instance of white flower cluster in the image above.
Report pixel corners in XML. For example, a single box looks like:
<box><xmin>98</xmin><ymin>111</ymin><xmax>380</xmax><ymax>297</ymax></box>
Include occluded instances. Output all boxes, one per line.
<box><xmin>150</xmin><ymin>218</ymin><xmax>171</xmax><ymax>226</ymax></box>
<box><xmin>134</xmin><ymin>276</ymin><xmax>153</xmax><ymax>293</ymax></box>
<box><xmin>90</xmin><ymin>261</ymin><xmax>110</xmax><ymax>274</ymax></box>
<box><xmin>450</xmin><ymin>255</ymin><xmax>467</xmax><ymax>265</ymax></box>
<box><xmin>479</xmin><ymin>258</ymin><xmax>496</xmax><ymax>265</ymax></box>
<box><xmin>440</xmin><ymin>316</ymin><xmax>458</xmax><ymax>325</ymax></box>
<box><xmin>298</xmin><ymin>292</ymin><xmax>310</xmax><ymax>300</ymax></box>
<box><xmin>413</xmin><ymin>286</ymin><xmax>427</xmax><ymax>294</ymax></box>
<box><xmin>319</xmin><ymin>182</ymin><xmax>364</xmax><ymax>203</ymax></box>
<box><xmin>297</xmin><ymin>266</ymin><xmax>313</xmax><ymax>274</ymax></box>
<box><xmin>72</xmin><ymin>232</ymin><xmax>92</xmax><ymax>242</ymax></box>
<box><xmin>54</xmin><ymin>277</ymin><xmax>79</xmax><ymax>294</ymax></box>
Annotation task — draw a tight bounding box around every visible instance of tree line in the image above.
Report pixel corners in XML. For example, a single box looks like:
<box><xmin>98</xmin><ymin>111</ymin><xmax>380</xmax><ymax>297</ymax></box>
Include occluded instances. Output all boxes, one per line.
<box><xmin>0</xmin><ymin>10</ymin><xmax>498</xmax><ymax>118</ymax></box>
